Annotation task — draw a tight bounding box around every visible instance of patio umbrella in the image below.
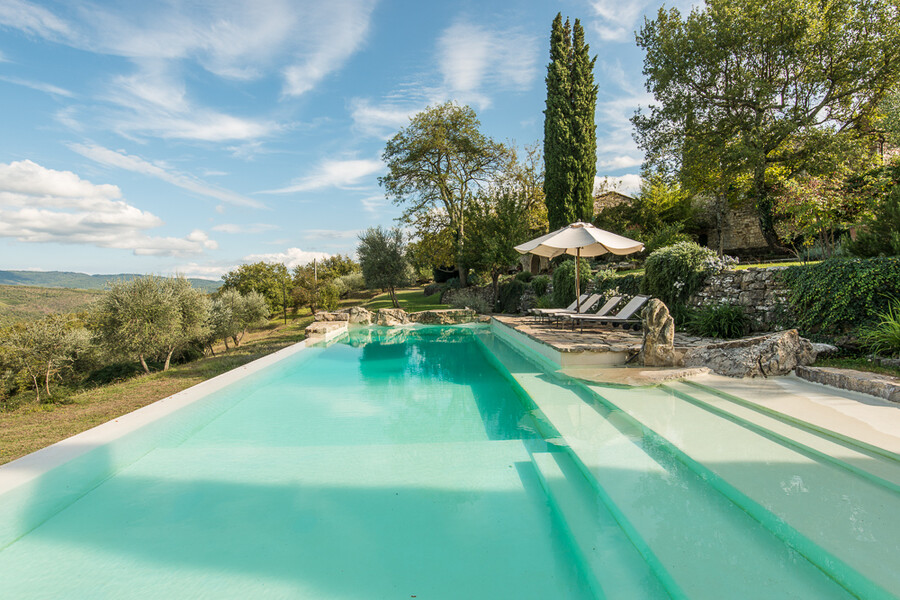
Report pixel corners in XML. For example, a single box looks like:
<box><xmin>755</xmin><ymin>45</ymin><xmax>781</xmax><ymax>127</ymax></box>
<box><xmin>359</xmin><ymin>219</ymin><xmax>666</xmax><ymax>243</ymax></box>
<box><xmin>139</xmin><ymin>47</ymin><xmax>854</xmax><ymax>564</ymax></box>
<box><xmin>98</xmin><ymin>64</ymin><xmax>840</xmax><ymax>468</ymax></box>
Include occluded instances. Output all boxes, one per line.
<box><xmin>514</xmin><ymin>221</ymin><xmax>644</xmax><ymax>312</ymax></box>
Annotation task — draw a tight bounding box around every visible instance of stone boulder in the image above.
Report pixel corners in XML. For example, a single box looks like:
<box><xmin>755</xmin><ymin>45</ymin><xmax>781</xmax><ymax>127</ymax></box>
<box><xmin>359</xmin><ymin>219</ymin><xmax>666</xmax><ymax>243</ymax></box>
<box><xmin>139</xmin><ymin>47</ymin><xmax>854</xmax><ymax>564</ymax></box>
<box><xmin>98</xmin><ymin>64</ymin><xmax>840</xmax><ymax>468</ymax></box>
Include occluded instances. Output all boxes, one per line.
<box><xmin>640</xmin><ymin>299</ymin><xmax>677</xmax><ymax>367</ymax></box>
<box><xmin>376</xmin><ymin>308</ymin><xmax>409</xmax><ymax>326</ymax></box>
<box><xmin>313</xmin><ymin>311</ymin><xmax>350</xmax><ymax>322</ymax></box>
<box><xmin>348</xmin><ymin>306</ymin><xmax>373</xmax><ymax>325</ymax></box>
<box><xmin>408</xmin><ymin>309</ymin><xmax>476</xmax><ymax>325</ymax></box>
<box><xmin>682</xmin><ymin>329</ymin><xmax>816</xmax><ymax>378</ymax></box>
<box><xmin>305</xmin><ymin>321</ymin><xmax>346</xmax><ymax>337</ymax></box>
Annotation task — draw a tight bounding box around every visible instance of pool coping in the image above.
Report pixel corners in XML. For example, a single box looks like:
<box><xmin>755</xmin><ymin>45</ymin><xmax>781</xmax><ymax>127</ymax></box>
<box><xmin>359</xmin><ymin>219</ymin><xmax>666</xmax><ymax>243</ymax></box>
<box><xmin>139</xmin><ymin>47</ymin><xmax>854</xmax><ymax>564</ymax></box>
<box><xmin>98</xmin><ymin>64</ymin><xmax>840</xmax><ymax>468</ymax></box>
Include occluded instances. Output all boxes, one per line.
<box><xmin>0</xmin><ymin>326</ymin><xmax>346</xmax><ymax>497</ymax></box>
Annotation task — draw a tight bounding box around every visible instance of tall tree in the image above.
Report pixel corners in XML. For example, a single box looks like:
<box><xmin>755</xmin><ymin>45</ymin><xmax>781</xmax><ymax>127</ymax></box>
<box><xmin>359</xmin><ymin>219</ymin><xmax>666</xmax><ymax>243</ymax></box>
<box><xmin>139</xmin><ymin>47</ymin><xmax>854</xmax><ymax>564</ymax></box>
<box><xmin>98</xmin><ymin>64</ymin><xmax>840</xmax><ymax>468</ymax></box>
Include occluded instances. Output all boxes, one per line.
<box><xmin>357</xmin><ymin>227</ymin><xmax>411</xmax><ymax>308</ymax></box>
<box><xmin>543</xmin><ymin>14</ymin><xmax>598</xmax><ymax>229</ymax></box>
<box><xmin>633</xmin><ymin>0</ymin><xmax>900</xmax><ymax>249</ymax></box>
<box><xmin>381</xmin><ymin>102</ymin><xmax>508</xmax><ymax>288</ymax></box>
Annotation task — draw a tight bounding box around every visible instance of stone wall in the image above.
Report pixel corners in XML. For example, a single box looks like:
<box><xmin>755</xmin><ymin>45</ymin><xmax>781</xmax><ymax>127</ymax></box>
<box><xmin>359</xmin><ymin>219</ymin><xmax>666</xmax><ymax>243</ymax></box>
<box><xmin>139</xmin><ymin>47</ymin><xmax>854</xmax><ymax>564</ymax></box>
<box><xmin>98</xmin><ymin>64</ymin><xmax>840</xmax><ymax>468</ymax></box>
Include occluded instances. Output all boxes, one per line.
<box><xmin>699</xmin><ymin>202</ymin><xmax>768</xmax><ymax>252</ymax></box>
<box><xmin>688</xmin><ymin>267</ymin><xmax>790</xmax><ymax>332</ymax></box>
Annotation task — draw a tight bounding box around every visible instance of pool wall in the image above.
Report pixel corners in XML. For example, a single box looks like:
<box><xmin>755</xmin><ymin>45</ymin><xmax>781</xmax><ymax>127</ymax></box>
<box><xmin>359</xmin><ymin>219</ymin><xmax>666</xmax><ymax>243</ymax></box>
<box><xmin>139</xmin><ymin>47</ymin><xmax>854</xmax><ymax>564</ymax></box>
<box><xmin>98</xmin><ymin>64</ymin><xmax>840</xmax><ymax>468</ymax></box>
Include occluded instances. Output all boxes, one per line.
<box><xmin>0</xmin><ymin>328</ymin><xmax>346</xmax><ymax>550</ymax></box>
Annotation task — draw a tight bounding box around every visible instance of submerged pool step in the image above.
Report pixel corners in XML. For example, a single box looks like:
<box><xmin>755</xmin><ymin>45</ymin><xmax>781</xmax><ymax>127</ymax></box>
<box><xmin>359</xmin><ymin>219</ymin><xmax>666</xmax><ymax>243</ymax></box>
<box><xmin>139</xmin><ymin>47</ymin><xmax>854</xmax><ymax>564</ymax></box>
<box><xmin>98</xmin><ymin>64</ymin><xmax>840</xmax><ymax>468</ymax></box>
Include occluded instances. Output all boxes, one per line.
<box><xmin>664</xmin><ymin>381</ymin><xmax>900</xmax><ymax>492</ymax></box>
<box><xmin>530</xmin><ymin>450</ymin><xmax>670</xmax><ymax>600</ymax></box>
<box><xmin>482</xmin><ymin>335</ymin><xmax>857</xmax><ymax>600</ymax></box>
<box><xmin>589</xmin><ymin>383</ymin><xmax>900</xmax><ymax>600</ymax></box>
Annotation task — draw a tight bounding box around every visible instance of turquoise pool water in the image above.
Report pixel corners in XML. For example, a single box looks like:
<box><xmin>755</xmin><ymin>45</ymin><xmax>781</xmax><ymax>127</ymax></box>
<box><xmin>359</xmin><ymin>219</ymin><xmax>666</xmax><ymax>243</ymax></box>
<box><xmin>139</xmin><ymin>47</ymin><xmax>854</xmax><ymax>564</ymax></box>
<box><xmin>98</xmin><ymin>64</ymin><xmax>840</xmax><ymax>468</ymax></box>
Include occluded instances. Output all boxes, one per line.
<box><xmin>1</xmin><ymin>325</ymin><xmax>899</xmax><ymax>599</ymax></box>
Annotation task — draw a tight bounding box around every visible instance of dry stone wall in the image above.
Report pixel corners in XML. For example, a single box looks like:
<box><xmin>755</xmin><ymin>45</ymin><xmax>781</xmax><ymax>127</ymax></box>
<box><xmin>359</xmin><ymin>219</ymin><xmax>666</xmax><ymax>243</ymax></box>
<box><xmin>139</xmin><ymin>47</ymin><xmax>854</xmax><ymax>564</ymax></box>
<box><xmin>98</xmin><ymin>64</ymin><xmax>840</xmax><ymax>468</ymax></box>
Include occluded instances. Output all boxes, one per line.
<box><xmin>688</xmin><ymin>267</ymin><xmax>791</xmax><ymax>332</ymax></box>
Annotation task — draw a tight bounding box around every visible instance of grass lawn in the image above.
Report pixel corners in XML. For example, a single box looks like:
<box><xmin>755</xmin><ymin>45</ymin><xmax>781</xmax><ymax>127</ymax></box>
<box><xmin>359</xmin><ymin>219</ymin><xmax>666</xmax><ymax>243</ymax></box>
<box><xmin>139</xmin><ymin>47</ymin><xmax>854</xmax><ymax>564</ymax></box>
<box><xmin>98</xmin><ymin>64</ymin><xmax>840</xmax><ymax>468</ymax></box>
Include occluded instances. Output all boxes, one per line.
<box><xmin>0</xmin><ymin>314</ymin><xmax>314</xmax><ymax>465</ymax></box>
<box><xmin>363</xmin><ymin>287</ymin><xmax>448</xmax><ymax>312</ymax></box>
<box><xmin>813</xmin><ymin>356</ymin><xmax>900</xmax><ymax>378</ymax></box>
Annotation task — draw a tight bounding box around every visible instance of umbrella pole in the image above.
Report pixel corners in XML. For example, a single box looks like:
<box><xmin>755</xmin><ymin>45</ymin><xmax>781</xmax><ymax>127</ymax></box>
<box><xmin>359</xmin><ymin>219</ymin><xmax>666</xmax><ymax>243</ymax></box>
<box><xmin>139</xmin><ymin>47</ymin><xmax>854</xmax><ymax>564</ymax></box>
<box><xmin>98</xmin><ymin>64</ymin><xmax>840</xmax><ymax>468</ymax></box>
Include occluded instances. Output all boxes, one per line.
<box><xmin>575</xmin><ymin>247</ymin><xmax>581</xmax><ymax>313</ymax></box>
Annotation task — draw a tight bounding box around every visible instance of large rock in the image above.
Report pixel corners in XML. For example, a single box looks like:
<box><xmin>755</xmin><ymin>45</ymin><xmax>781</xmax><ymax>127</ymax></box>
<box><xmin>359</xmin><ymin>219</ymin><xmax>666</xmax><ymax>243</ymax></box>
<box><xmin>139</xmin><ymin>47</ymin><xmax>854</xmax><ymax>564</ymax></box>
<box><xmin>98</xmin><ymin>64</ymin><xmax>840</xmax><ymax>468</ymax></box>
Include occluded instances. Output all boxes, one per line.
<box><xmin>376</xmin><ymin>308</ymin><xmax>409</xmax><ymax>326</ymax></box>
<box><xmin>408</xmin><ymin>309</ymin><xmax>477</xmax><ymax>325</ymax></box>
<box><xmin>348</xmin><ymin>306</ymin><xmax>373</xmax><ymax>325</ymax></box>
<box><xmin>313</xmin><ymin>311</ymin><xmax>349</xmax><ymax>322</ymax></box>
<box><xmin>640</xmin><ymin>299</ymin><xmax>677</xmax><ymax>367</ymax></box>
<box><xmin>682</xmin><ymin>329</ymin><xmax>816</xmax><ymax>377</ymax></box>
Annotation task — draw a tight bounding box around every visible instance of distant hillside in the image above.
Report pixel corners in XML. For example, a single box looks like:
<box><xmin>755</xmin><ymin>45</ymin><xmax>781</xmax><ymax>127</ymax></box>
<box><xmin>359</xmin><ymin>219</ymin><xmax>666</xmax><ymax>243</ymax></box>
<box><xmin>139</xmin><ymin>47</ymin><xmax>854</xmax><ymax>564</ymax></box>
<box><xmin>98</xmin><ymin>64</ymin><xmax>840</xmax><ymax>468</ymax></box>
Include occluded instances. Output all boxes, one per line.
<box><xmin>0</xmin><ymin>285</ymin><xmax>103</xmax><ymax>324</ymax></box>
<box><xmin>0</xmin><ymin>270</ymin><xmax>221</xmax><ymax>292</ymax></box>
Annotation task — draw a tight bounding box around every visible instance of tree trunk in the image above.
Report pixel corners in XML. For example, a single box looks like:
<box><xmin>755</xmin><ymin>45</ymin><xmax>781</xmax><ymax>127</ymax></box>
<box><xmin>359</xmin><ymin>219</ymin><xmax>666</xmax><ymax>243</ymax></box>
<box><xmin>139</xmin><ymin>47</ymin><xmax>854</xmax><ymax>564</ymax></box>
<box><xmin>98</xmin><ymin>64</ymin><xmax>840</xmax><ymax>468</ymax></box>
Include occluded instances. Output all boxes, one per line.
<box><xmin>752</xmin><ymin>159</ymin><xmax>778</xmax><ymax>250</ymax></box>
<box><xmin>44</xmin><ymin>361</ymin><xmax>52</xmax><ymax>397</ymax></box>
<box><xmin>163</xmin><ymin>348</ymin><xmax>174</xmax><ymax>371</ymax></box>
<box><xmin>139</xmin><ymin>354</ymin><xmax>150</xmax><ymax>374</ymax></box>
<box><xmin>31</xmin><ymin>374</ymin><xmax>40</xmax><ymax>403</ymax></box>
<box><xmin>389</xmin><ymin>287</ymin><xmax>399</xmax><ymax>308</ymax></box>
<box><xmin>223</xmin><ymin>336</ymin><xmax>230</xmax><ymax>350</ymax></box>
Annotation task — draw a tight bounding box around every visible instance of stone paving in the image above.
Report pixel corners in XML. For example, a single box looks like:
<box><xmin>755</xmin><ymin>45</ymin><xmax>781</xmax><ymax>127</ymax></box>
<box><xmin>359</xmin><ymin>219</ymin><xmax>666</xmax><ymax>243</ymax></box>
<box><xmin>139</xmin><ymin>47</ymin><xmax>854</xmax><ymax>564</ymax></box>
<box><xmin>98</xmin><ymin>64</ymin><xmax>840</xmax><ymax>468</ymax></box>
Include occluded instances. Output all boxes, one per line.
<box><xmin>491</xmin><ymin>315</ymin><xmax>712</xmax><ymax>355</ymax></box>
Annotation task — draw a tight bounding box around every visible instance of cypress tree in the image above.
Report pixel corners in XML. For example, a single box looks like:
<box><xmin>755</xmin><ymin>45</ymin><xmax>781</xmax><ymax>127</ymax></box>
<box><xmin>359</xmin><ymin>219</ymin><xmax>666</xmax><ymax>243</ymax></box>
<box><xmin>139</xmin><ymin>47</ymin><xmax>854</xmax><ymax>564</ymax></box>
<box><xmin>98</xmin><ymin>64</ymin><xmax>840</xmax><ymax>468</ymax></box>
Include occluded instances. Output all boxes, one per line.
<box><xmin>543</xmin><ymin>14</ymin><xmax>575</xmax><ymax>230</ymax></box>
<box><xmin>543</xmin><ymin>14</ymin><xmax>598</xmax><ymax>229</ymax></box>
<box><xmin>570</xmin><ymin>19</ymin><xmax>597</xmax><ymax>222</ymax></box>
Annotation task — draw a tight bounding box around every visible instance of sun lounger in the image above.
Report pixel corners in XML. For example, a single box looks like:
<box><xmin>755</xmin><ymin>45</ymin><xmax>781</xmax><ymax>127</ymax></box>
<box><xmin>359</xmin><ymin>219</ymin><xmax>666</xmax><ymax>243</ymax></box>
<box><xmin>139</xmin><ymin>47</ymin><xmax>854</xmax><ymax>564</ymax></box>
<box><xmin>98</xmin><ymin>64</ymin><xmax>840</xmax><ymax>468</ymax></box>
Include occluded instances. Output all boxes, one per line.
<box><xmin>546</xmin><ymin>294</ymin><xmax>622</xmax><ymax>327</ymax></box>
<box><xmin>564</xmin><ymin>295</ymin><xmax>651</xmax><ymax>331</ymax></box>
<box><xmin>530</xmin><ymin>293</ymin><xmax>593</xmax><ymax>322</ymax></box>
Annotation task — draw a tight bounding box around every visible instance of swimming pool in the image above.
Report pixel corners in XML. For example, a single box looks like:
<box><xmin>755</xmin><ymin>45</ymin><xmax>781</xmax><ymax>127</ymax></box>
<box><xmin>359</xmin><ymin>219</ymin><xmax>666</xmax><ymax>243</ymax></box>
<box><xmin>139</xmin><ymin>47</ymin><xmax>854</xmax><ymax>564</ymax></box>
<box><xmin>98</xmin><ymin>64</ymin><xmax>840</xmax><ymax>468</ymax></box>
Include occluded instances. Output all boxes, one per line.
<box><xmin>0</xmin><ymin>324</ymin><xmax>898</xmax><ymax>599</ymax></box>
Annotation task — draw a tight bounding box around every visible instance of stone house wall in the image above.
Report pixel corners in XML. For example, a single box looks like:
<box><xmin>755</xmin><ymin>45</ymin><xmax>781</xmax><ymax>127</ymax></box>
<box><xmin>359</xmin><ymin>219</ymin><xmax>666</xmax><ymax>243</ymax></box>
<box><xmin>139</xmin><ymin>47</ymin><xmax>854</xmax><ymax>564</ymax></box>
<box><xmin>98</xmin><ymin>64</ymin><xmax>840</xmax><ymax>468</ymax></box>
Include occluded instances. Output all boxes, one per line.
<box><xmin>688</xmin><ymin>267</ymin><xmax>791</xmax><ymax>332</ymax></box>
<box><xmin>698</xmin><ymin>202</ymin><xmax>768</xmax><ymax>252</ymax></box>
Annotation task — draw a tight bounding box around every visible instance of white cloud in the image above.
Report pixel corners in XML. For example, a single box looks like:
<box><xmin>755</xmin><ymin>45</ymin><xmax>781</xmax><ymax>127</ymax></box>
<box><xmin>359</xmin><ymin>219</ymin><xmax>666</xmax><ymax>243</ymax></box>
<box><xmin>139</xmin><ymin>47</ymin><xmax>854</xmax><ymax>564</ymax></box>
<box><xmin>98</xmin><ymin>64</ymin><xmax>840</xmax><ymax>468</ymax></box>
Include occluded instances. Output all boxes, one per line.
<box><xmin>302</xmin><ymin>229</ymin><xmax>360</xmax><ymax>242</ymax></box>
<box><xmin>589</xmin><ymin>0</ymin><xmax>655</xmax><ymax>42</ymax></box>
<box><xmin>0</xmin><ymin>0</ymin><xmax>72</xmax><ymax>40</ymax></box>
<box><xmin>212</xmin><ymin>223</ymin><xmax>279</xmax><ymax>234</ymax></box>
<box><xmin>0</xmin><ymin>75</ymin><xmax>74</xmax><ymax>97</ymax></box>
<box><xmin>243</xmin><ymin>247</ymin><xmax>331</xmax><ymax>269</ymax></box>
<box><xmin>349</xmin><ymin>98</ymin><xmax>419</xmax><ymax>139</ymax></box>
<box><xmin>436</xmin><ymin>20</ymin><xmax>538</xmax><ymax>107</ymax></box>
<box><xmin>69</xmin><ymin>143</ymin><xmax>262</xmax><ymax>208</ymax></box>
<box><xmin>261</xmin><ymin>158</ymin><xmax>383</xmax><ymax>194</ymax></box>
<box><xmin>598</xmin><ymin>155</ymin><xmax>643</xmax><ymax>170</ymax></box>
<box><xmin>0</xmin><ymin>160</ymin><xmax>217</xmax><ymax>256</ymax></box>
<box><xmin>595</xmin><ymin>174</ymin><xmax>642</xmax><ymax>196</ymax></box>
<box><xmin>361</xmin><ymin>194</ymin><xmax>387</xmax><ymax>214</ymax></box>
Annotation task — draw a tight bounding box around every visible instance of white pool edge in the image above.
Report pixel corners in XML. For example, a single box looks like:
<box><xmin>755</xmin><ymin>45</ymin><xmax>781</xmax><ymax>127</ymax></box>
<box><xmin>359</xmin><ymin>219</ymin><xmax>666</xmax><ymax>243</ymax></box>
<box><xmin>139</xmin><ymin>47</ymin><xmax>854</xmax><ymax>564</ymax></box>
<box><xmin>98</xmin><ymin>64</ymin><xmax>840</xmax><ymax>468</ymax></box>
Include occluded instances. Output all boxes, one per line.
<box><xmin>0</xmin><ymin>326</ymin><xmax>345</xmax><ymax>496</ymax></box>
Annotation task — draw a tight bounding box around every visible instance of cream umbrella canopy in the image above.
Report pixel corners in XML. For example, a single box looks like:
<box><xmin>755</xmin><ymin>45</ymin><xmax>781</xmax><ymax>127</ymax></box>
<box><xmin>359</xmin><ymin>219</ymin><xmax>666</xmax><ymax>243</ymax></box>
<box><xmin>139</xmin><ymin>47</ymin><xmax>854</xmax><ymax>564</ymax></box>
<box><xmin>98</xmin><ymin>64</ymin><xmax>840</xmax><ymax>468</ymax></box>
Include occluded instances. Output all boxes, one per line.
<box><xmin>514</xmin><ymin>222</ymin><xmax>644</xmax><ymax>312</ymax></box>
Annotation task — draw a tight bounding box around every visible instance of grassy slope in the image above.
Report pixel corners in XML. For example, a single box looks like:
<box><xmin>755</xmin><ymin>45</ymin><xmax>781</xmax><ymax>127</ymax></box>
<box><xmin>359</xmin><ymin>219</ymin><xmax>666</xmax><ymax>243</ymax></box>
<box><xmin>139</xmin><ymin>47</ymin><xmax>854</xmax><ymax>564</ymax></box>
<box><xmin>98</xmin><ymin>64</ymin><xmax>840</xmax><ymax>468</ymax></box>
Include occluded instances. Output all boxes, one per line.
<box><xmin>363</xmin><ymin>287</ymin><xmax>448</xmax><ymax>312</ymax></box>
<box><xmin>0</xmin><ymin>284</ymin><xmax>103</xmax><ymax>324</ymax></box>
<box><xmin>0</xmin><ymin>270</ymin><xmax>221</xmax><ymax>292</ymax></box>
<box><xmin>0</xmin><ymin>314</ymin><xmax>314</xmax><ymax>465</ymax></box>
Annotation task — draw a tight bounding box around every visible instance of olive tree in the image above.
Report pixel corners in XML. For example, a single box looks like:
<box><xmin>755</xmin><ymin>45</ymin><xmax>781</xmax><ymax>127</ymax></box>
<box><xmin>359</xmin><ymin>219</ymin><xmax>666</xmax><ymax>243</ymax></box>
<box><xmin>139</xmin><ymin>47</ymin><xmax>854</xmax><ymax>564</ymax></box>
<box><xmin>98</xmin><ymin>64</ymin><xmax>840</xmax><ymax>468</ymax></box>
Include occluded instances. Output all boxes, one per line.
<box><xmin>357</xmin><ymin>226</ymin><xmax>412</xmax><ymax>308</ymax></box>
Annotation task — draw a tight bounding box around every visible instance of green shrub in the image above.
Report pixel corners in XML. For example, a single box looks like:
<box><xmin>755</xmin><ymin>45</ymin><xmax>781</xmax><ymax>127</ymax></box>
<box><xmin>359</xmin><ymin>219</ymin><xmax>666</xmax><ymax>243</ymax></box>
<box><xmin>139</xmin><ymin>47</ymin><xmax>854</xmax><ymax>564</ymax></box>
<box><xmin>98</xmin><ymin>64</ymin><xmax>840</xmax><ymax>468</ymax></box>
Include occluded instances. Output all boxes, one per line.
<box><xmin>536</xmin><ymin>294</ymin><xmax>554</xmax><ymax>308</ymax></box>
<box><xmin>593</xmin><ymin>269</ymin><xmax>645</xmax><ymax>299</ymax></box>
<box><xmin>531</xmin><ymin>275</ymin><xmax>551</xmax><ymax>297</ymax></box>
<box><xmin>780</xmin><ymin>257</ymin><xmax>900</xmax><ymax>335</ymax></box>
<box><xmin>336</xmin><ymin>272</ymin><xmax>366</xmax><ymax>293</ymax></box>
<box><xmin>687</xmin><ymin>304</ymin><xmax>750</xmax><ymax>339</ymax></box>
<box><xmin>497</xmin><ymin>279</ymin><xmax>527</xmax><ymax>313</ymax></box>
<box><xmin>448</xmin><ymin>289</ymin><xmax>491</xmax><ymax>314</ymax></box>
<box><xmin>515</xmin><ymin>271</ymin><xmax>534</xmax><ymax>283</ymax></box>
<box><xmin>552</xmin><ymin>258</ymin><xmax>591</xmax><ymax>307</ymax></box>
<box><xmin>643</xmin><ymin>241</ymin><xmax>719</xmax><ymax>306</ymax></box>
<box><xmin>858</xmin><ymin>299</ymin><xmax>900</xmax><ymax>357</ymax></box>
<box><xmin>642</xmin><ymin>223</ymin><xmax>693</xmax><ymax>255</ymax></box>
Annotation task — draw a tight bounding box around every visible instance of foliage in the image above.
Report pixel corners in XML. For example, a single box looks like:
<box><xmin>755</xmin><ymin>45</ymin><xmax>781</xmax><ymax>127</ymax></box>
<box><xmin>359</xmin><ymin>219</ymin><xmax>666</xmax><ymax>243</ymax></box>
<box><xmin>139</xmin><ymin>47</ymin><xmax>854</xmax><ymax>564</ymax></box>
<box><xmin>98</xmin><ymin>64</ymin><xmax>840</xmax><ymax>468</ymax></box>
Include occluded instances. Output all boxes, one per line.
<box><xmin>380</xmin><ymin>102</ymin><xmax>508</xmax><ymax>287</ymax></box>
<box><xmin>848</xmin><ymin>181</ymin><xmax>900</xmax><ymax>258</ymax></box>
<box><xmin>593</xmin><ymin>269</ymin><xmax>644</xmax><ymax>298</ymax></box>
<box><xmin>0</xmin><ymin>315</ymin><xmax>89</xmax><ymax>403</ymax></box>
<box><xmin>220</xmin><ymin>261</ymin><xmax>284</xmax><ymax>313</ymax></box>
<box><xmin>335</xmin><ymin>272</ymin><xmax>366</xmax><ymax>294</ymax></box>
<box><xmin>208</xmin><ymin>289</ymin><xmax>269</xmax><ymax>350</ymax></box>
<box><xmin>774</xmin><ymin>174</ymin><xmax>865</xmax><ymax>259</ymax></box>
<box><xmin>0</xmin><ymin>285</ymin><xmax>101</xmax><ymax>325</ymax></box>
<box><xmin>633</xmin><ymin>0</ymin><xmax>900</xmax><ymax>248</ymax></box>
<box><xmin>780</xmin><ymin>257</ymin><xmax>900</xmax><ymax>335</ymax></box>
<box><xmin>497</xmin><ymin>279</ymin><xmax>527</xmax><ymax>314</ymax></box>
<box><xmin>531</xmin><ymin>275</ymin><xmax>551</xmax><ymax>297</ymax></box>
<box><xmin>858</xmin><ymin>299</ymin><xmax>900</xmax><ymax>357</ymax></box>
<box><xmin>551</xmin><ymin>258</ymin><xmax>591</xmax><ymax>307</ymax></box>
<box><xmin>544</xmin><ymin>14</ymin><xmax>597</xmax><ymax>229</ymax></box>
<box><xmin>535</xmin><ymin>294</ymin><xmax>555</xmax><ymax>309</ymax></box>
<box><xmin>643</xmin><ymin>241</ymin><xmax>720</xmax><ymax>307</ymax></box>
<box><xmin>687</xmin><ymin>304</ymin><xmax>750</xmax><ymax>339</ymax></box>
<box><xmin>463</xmin><ymin>189</ymin><xmax>531</xmax><ymax>306</ymax></box>
<box><xmin>357</xmin><ymin>226</ymin><xmax>413</xmax><ymax>308</ymax></box>
<box><xmin>317</xmin><ymin>254</ymin><xmax>360</xmax><ymax>280</ymax></box>
<box><xmin>642</xmin><ymin>223</ymin><xmax>693</xmax><ymax>255</ymax></box>
<box><xmin>447</xmin><ymin>288</ymin><xmax>492</xmax><ymax>314</ymax></box>
<box><xmin>516</xmin><ymin>271</ymin><xmax>533</xmax><ymax>283</ymax></box>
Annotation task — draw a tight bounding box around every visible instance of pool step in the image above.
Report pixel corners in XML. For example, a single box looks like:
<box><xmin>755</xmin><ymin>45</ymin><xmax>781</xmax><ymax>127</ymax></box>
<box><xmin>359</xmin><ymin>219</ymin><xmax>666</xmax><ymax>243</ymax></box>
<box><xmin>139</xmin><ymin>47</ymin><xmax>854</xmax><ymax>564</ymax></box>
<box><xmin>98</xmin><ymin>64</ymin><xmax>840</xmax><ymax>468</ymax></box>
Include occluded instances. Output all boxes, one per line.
<box><xmin>530</xmin><ymin>450</ymin><xmax>670</xmax><ymax>600</ymax></box>
<box><xmin>482</xmin><ymin>335</ymin><xmax>857</xmax><ymax>600</ymax></box>
<box><xmin>589</xmin><ymin>383</ymin><xmax>900</xmax><ymax>600</ymax></box>
<box><xmin>664</xmin><ymin>381</ymin><xmax>900</xmax><ymax>492</ymax></box>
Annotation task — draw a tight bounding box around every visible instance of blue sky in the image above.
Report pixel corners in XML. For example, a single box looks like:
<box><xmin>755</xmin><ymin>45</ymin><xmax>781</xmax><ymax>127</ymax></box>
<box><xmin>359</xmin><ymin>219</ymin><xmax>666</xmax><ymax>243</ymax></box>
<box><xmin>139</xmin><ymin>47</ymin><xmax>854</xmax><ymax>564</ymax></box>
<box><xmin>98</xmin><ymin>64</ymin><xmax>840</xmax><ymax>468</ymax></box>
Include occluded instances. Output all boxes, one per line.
<box><xmin>0</xmin><ymin>0</ymin><xmax>691</xmax><ymax>280</ymax></box>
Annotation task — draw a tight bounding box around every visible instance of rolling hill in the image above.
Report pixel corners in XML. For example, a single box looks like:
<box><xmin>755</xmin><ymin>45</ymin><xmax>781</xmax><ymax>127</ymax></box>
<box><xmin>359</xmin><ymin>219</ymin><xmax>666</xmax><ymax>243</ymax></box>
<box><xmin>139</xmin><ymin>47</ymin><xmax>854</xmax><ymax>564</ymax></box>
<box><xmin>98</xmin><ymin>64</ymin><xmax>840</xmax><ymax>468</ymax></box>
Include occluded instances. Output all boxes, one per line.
<box><xmin>0</xmin><ymin>270</ymin><xmax>221</xmax><ymax>292</ymax></box>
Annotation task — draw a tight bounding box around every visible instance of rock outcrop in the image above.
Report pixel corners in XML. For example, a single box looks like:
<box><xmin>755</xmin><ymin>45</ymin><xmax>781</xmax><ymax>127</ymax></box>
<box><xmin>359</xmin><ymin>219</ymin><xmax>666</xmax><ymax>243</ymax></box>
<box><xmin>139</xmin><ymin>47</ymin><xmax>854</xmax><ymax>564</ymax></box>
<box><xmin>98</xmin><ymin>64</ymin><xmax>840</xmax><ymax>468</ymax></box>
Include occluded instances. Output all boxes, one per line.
<box><xmin>348</xmin><ymin>306</ymin><xmax>373</xmax><ymax>325</ymax></box>
<box><xmin>375</xmin><ymin>308</ymin><xmax>410</xmax><ymax>326</ymax></box>
<box><xmin>682</xmin><ymin>329</ymin><xmax>816</xmax><ymax>377</ymax></box>
<box><xmin>640</xmin><ymin>299</ymin><xmax>677</xmax><ymax>367</ymax></box>
<box><xmin>408</xmin><ymin>309</ymin><xmax>477</xmax><ymax>325</ymax></box>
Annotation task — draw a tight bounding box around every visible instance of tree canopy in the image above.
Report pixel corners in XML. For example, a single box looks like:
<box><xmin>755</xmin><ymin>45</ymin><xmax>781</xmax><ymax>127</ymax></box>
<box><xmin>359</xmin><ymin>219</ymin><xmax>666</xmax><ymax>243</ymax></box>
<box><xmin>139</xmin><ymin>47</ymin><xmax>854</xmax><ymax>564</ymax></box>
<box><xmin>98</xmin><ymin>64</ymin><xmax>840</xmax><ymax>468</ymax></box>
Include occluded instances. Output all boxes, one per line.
<box><xmin>380</xmin><ymin>102</ymin><xmax>508</xmax><ymax>287</ymax></box>
<box><xmin>544</xmin><ymin>14</ymin><xmax>598</xmax><ymax>229</ymax></box>
<box><xmin>357</xmin><ymin>226</ymin><xmax>411</xmax><ymax>308</ymax></box>
<box><xmin>633</xmin><ymin>0</ymin><xmax>900</xmax><ymax>248</ymax></box>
